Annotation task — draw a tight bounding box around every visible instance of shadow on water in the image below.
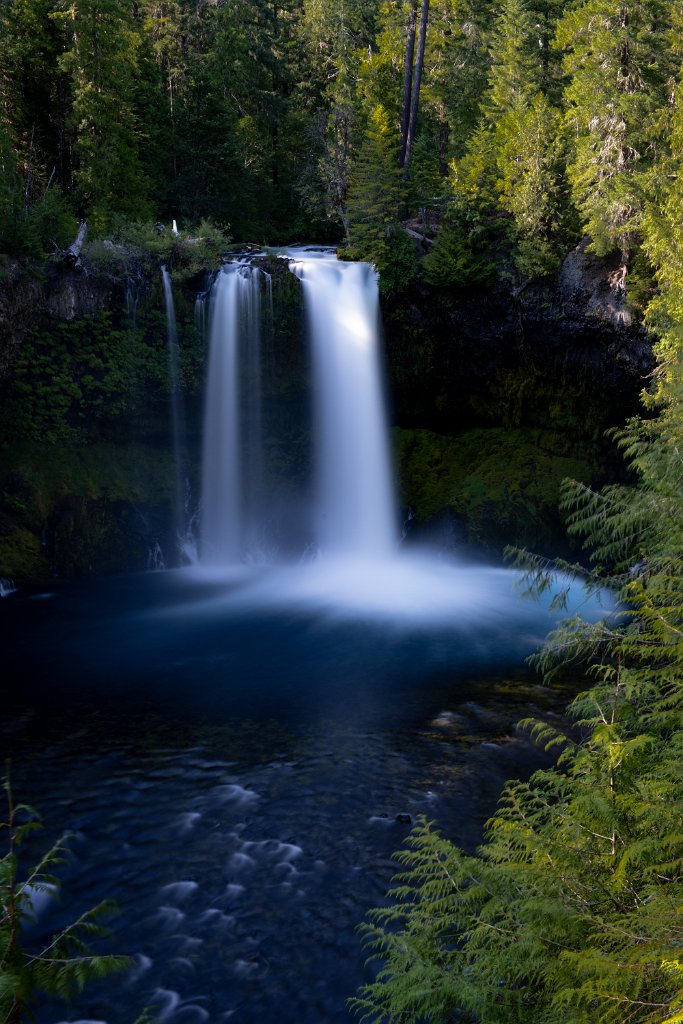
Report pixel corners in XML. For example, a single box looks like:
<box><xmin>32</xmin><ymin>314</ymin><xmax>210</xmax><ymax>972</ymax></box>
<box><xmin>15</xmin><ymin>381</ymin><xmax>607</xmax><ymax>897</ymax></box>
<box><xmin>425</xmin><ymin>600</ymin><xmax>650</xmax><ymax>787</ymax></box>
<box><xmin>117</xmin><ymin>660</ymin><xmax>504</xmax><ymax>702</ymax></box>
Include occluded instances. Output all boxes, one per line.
<box><xmin>1</xmin><ymin>556</ymin><xmax>605</xmax><ymax>1024</ymax></box>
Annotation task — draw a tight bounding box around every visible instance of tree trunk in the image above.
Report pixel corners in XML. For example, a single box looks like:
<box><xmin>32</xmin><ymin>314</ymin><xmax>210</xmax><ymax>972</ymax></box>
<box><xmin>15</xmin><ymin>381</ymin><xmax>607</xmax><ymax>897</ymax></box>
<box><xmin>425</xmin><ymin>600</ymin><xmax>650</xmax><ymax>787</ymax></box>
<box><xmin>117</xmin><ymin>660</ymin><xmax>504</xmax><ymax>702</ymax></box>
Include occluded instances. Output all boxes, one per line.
<box><xmin>398</xmin><ymin>0</ymin><xmax>418</xmax><ymax>169</ymax></box>
<box><xmin>65</xmin><ymin>221</ymin><xmax>88</xmax><ymax>266</ymax></box>
<box><xmin>403</xmin><ymin>0</ymin><xmax>429</xmax><ymax>174</ymax></box>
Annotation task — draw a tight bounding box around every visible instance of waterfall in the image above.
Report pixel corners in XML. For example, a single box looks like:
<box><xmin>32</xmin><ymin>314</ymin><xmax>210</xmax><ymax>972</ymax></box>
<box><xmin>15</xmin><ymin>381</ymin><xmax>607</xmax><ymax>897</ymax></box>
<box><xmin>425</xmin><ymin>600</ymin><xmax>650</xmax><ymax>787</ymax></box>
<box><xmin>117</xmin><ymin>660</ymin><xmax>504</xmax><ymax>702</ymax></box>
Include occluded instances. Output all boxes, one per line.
<box><xmin>161</xmin><ymin>266</ymin><xmax>186</xmax><ymax>551</ymax></box>
<box><xmin>198</xmin><ymin>249</ymin><xmax>396</xmax><ymax>567</ymax></box>
<box><xmin>200</xmin><ymin>263</ymin><xmax>264</xmax><ymax>566</ymax></box>
<box><xmin>288</xmin><ymin>249</ymin><xmax>398</xmax><ymax>557</ymax></box>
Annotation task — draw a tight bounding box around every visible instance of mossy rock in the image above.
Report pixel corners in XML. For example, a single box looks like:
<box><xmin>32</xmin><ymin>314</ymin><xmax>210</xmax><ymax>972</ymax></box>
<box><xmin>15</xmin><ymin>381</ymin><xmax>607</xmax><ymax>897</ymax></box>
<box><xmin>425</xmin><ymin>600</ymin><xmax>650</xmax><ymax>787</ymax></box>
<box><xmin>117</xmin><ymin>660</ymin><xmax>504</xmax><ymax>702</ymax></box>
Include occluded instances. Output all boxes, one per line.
<box><xmin>0</xmin><ymin>441</ymin><xmax>183</xmax><ymax>581</ymax></box>
<box><xmin>396</xmin><ymin>426</ymin><xmax>599</xmax><ymax>555</ymax></box>
<box><xmin>0</xmin><ymin>519</ymin><xmax>48</xmax><ymax>583</ymax></box>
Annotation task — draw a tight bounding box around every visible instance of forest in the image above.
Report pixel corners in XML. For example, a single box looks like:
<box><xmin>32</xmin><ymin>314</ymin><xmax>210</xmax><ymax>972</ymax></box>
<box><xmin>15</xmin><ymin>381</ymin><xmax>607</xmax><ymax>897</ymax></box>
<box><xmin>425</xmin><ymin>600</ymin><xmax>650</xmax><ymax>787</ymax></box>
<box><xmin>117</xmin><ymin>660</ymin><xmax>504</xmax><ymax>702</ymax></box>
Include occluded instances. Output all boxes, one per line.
<box><xmin>0</xmin><ymin>0</ymin><xmax>679</xmax><ymax>291</ymax></box>
<box><xmin>1</xmin><ymin>0</ymin><xmax>683</xmax><ymax>1022</ymax></box>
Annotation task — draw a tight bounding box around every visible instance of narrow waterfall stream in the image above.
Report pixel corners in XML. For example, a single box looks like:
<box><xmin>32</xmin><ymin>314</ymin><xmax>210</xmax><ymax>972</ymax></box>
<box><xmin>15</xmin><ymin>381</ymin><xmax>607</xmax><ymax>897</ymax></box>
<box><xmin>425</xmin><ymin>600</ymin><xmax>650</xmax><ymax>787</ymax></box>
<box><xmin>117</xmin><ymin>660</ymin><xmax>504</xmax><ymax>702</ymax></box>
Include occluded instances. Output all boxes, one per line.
<box><xmin>162</xmin><ymin>265</ymin><xmax>186</xmax><ymax>550</ymax></box>
<box><xmin>200</xmin><ymin>264</ymin><xmax>265</xmax><ymax>565</ymax></box>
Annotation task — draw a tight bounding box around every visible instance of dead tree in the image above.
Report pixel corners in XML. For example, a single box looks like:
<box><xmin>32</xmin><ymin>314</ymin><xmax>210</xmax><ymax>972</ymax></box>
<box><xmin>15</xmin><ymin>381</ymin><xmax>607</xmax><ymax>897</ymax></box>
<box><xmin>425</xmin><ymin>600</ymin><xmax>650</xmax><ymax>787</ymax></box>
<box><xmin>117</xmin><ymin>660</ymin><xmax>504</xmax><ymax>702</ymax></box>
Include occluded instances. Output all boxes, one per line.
<box><xmin>398</xmin><ymin>0</ymin><xmax>418</xmax><ymax>169</ymax></box>
<box><xmin>64</xmin><ymin>220</ymin><xmax>88</xmax><ymax>268</ymax></box>
<box><xmin>403</xmin><ymin>0</ymin><xmax>430</xmax><ymax>175</ymax></box>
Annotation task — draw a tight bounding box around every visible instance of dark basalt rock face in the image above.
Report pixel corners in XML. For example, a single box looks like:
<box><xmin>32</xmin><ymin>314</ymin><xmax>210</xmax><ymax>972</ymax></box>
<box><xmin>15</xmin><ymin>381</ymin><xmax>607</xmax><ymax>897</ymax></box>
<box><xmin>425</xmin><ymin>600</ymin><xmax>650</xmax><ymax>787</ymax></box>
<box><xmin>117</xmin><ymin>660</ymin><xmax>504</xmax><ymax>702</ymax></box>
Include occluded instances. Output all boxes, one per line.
<box><xmin>0</xmin><ymin>260</ymin><xmax>117</xmax><ymax>383</ymax></box>
<box><xmin>383</xmin><ymin>242</ymin><xmax>653</xmax><ymax>437</ymax></box>
<box><xmin>0</xmin><ymin>264</ymin><xmax>43</xmax><ymax>382</ymax></box>
<box><xmin>382</xmin><ymin>243</ymin><xmax>654</xmax><ymax>557</ymax></box>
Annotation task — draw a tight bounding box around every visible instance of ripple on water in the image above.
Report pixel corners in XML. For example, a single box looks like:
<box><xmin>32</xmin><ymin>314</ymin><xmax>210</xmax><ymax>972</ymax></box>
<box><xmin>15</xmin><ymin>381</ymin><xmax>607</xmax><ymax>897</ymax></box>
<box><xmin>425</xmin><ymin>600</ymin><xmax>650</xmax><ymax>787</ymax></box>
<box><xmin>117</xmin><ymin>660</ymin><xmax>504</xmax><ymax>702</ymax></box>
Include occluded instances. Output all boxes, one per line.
<box><xmin>161</xmin><ymin>880</ymin><xmax>200</xmax><ymax>902</ymax></box>
<box><xmin>2</xmin><ymin>570</ymin><xmax>585</xmax><ymax>1024</ymax></box>
<box><xmin>209</xmin><ymin>783</ymin><xmax>260</xmax><ymax>807</ymax></box>
<box><xmin>175</xmin><ymin>811</ymin><xmax>202</xmax><ymax>833</ymax></box>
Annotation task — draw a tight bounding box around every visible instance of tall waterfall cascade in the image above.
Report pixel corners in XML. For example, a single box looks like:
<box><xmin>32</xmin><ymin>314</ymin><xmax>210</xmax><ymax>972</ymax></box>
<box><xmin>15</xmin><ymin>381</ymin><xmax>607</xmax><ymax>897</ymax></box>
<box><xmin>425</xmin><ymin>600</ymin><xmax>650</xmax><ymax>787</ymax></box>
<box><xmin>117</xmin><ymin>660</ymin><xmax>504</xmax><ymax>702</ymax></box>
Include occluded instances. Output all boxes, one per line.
<box><xmin>289</xmin><ymin>249</ymin><xmax>398</xmax><ymax>557</ymax></box>
<box><xmin>198</xmin><ymin>248</ymin><xmax>397</xmax><ymax>567</ymax></box>
<box><xmin>179</xmin><ymin>248</ymin><xmax>611</xmax><ymax>623</ymax></box>
<box><xmin>200</xmin><ymin>262</ymin><xmax>264</xmax><ymax>565</ymax></box>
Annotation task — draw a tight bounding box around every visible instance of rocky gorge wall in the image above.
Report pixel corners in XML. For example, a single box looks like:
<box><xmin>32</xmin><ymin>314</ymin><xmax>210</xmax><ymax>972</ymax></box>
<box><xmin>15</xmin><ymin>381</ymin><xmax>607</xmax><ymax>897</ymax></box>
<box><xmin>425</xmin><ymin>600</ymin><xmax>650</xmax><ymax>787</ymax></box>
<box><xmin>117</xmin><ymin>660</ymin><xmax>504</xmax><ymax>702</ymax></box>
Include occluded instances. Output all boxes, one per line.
<box><xmin>0</xmin><ymin>244</ymin><xmax>654</xmax><ymax>584</ymax></box>
<box><xmin>384</xmin><ymin>241</ymin><xmax>653</xmax><ymax>555</ymax></box>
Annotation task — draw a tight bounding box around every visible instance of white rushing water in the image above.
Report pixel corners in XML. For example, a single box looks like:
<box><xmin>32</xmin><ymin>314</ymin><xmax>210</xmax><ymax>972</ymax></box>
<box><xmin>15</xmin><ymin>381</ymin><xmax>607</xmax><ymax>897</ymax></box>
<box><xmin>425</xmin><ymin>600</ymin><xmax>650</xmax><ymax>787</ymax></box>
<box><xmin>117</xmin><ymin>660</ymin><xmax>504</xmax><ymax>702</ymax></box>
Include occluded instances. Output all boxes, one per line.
<box><xmin>199</xmin><ymin>249</ymin><xmax>397</xmax><ymax>565</ymax></box>
<box><xmin>287</xmin><ymin>248</ymin><xmax>398</xmax><ymax>557</ymax></box>
<box><xmin>199</xmin><ymin>248</ymin><xmax>397</xmax><ymax>566</ymax></box>
<box><xmin>200</xmin><ymin>263</ymin><xmax>263</xmax><ymax>565</ymax></box>
<box><xmin>190</xmin><ymin>247</ymin><xmax>611</xmax><ymax>627</ymax></box>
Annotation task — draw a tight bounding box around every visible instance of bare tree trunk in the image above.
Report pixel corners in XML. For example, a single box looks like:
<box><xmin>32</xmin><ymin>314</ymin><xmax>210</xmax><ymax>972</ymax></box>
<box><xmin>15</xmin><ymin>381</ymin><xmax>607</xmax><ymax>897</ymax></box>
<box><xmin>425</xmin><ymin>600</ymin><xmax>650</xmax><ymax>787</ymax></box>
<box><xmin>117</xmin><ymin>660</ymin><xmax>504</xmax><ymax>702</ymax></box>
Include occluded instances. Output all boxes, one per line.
<box><xmin>65</xmin><ymin>220</ymin><xmax>88</xmax><ymax>266</ymax></box>
<box><xmin>403</xmin><ymin>0</ymin><xmax>429</xmax><ymax>175</ymax></box>
<box><xmin>398</xmin><ymin>0</ymin><xmax>418</xmax><ymax>169</ymax></box>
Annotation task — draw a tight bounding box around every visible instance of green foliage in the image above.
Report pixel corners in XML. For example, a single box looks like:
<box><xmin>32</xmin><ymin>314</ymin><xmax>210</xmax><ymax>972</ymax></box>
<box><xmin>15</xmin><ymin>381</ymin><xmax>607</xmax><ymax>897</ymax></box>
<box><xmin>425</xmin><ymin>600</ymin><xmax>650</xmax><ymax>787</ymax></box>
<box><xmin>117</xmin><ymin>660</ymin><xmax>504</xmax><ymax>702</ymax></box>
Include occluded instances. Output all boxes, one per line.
<box><xmin>423</xmin><ymin>209</ymin><xmax>496</xmax><ymax>287</ymax></box>
<box><xmin>494</xmin><ymin>93</ymin><xmax>570</xmax><ymax>277</ymax></box>
<box><xmin>0</xmin><ymin>774</ymin><xmax>130</xmax><ymax>1022</ymax></box>
<box><xmin>396</xmin><ymin>426</ymin><xmax>595</xmax><ymax>554</ymax></box>
<box><xmin>353</xmin><ymin>73</ymin><xmax>683</xmax><ymax>1024</ymax></box>
<box><xmin>354</xmin><ymin>431</ymin><xmax>683</xmax><ymax>1018</ymax></box>
<box><xmin>0</xmin><ymin>117</ymin><xmax>76</xmax><ymax>259</ymax></box>
<box><xmin>0</xmin><ymin>313</ymin><xmax>163</xmax><ymax>445</ymax></box>
<box><xmin>346</xmin><ymin>105</ymin><xmax>419</xmax><ymax>292</ymax></box>
<box><xmin>84</xmin><ymin>219</ymin><xmax>232</xmax><ymax>283</ymax></box>
<box><xmin>53</xmin><ymin>0</ymin><xmax>153</xmax><ymax>230</ymax></box>
<box><xmin>555</xmin><ymin>0</ymin><xmax>678</xmax><ymax>258</ymax></box>
<box><xmin>0</xmin><ymin>297</ymin><xmax>205</xmax><ymax>448</ymax></box>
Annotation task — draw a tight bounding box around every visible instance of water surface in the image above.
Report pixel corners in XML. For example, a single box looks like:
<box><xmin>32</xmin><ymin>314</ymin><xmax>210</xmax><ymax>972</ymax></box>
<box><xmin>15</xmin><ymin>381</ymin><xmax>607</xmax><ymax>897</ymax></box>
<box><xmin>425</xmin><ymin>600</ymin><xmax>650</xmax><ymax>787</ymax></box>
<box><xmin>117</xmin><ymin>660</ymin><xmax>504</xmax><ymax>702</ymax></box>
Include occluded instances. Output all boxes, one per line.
<box><xmin>2</xmin><ymin>560</ymin><xmax>594</xmax><ymax>1023</ymax></box>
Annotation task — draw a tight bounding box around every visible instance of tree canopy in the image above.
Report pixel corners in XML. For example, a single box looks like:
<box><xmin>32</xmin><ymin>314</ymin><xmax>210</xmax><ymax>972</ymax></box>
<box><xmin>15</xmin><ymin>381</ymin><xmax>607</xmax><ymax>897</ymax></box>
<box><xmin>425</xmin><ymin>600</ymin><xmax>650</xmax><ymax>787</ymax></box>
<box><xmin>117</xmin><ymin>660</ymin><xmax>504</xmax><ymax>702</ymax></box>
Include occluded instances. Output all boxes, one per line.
<box><xmin>0</xmin><ymin>0</ymin><xmax>678</xmax><ymax>292</ymax></box>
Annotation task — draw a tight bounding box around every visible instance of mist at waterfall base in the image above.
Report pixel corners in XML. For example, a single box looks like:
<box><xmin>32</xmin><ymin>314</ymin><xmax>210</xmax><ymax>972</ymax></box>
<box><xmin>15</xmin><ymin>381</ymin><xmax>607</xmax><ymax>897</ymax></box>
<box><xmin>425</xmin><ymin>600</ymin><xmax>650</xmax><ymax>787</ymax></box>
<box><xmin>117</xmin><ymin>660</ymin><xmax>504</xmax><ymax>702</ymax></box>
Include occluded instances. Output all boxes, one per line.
<box><xmin>1</xmin><ymin>249</ymin><xmax>611</xmax><ymax>1024</ymax></box>
<box><xmin>185</xmin><ymin>247</ymin><xmax>605</xmax><ymax>626</ymax></box>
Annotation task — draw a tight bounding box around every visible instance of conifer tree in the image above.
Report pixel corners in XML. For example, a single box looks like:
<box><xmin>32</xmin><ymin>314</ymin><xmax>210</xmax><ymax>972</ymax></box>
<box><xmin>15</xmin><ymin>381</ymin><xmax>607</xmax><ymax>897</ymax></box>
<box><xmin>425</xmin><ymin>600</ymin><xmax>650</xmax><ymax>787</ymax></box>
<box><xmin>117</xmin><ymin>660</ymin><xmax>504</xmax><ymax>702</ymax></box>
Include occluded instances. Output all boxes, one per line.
<box><xmin>346</xmin><ymin>104</ymin><xmax>416</xmax><ymax>291</ymax></box>
<box><xmin>55</xmin><ymin>0</ymin><xmax>153</xmax><ymax>229</ymax></box>
<box><xmin>0</xmin><ymin>0</ymin><xmax>72</xmax><ymax>197</ymax></box>
<box><xmin>555</xmin><ymin>0</ymin><xmax>678</xmax><ymax>260</ymax></box>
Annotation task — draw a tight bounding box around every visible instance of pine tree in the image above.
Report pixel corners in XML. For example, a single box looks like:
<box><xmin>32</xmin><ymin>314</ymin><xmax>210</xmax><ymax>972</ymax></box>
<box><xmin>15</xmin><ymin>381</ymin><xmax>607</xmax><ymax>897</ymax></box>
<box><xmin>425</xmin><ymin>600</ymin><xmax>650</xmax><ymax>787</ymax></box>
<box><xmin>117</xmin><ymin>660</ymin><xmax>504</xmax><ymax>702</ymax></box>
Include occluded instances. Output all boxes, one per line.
<box><xmin>555</xmin><ymin>0</ymin><xmax>678</xmax><ymax>260</ymax></box>
<box><xmin>346</xmin><ymin>104</ymin><xmax>417</xmax><ymax>291</ymax></box>
<box><xmin>54</xmin><ymin>0</ymin><xmax>153</xmax><ymax>229</ymax></box>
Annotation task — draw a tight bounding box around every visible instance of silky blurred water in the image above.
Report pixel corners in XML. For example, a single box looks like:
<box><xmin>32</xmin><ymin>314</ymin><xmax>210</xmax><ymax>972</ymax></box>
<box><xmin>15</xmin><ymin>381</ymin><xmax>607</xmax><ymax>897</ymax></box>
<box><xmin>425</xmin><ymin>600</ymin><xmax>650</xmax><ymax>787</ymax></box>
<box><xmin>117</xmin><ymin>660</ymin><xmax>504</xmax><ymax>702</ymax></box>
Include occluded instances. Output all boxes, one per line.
<box><xmin>1</xmin><ymin>561</ymin><xmax>599</xmax><ymax>1023</ymax></box>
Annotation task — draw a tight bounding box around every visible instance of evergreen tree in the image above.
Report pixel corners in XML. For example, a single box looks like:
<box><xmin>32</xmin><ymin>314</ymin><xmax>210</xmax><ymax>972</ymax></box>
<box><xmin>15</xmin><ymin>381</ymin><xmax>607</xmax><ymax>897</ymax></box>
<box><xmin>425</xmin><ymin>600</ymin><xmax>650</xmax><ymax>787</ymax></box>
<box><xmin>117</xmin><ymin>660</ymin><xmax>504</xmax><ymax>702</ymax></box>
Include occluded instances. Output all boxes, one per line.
<box><xmin>495</xmin><ymin>91</ymin><xmax>570</xmax><ymax>275</ymax></box>
<box><xmin>555</xmin><ymin>0</ymin><xmax>677</xmax><ymax>260</ymax></box>
<box><xmin>0</xmin><ymin>0</ymin><xmax>72</xmax><ymax>196</ymax></box>
<box><xmin>346</xmin><ymin>104</ymin><xmax>417</xmax><ymax>291</ymax></box>
<box><xmin>486</xmin><ymin>0</ymin><xmax>540</xmax><ymax>116</ymax></box>
<box><xmin>133</xmin><ymin>0</ymin><xmax>187</xmax><ymax>211</ymax></box>
<box><xmin>55</xmin><ymin>0</ymin><xmax>153</xmax><ymax>229</ymax></box>
<box><xmin>486</xmin><ymin>0</ymin><xmax>572</xmax><ymax>275</ymax></box>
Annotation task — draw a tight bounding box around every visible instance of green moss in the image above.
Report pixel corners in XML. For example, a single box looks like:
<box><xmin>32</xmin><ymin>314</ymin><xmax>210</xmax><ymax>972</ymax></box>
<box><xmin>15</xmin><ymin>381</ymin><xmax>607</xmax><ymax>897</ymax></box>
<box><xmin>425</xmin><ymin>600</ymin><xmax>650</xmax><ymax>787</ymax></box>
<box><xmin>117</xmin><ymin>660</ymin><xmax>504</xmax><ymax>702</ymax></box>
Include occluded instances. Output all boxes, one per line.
<box><xmin>1</xmin><ymin>441</ymin><xmax>175</xmax><ymax>506</ymax></box>
<box><xmin>0</xmin><ymin>523</ymin><xmax>47</xmax><ymax>582</ymax></box>
<box><xmin>0</xmin><ymin>440</ymin><xmax>181</xmax><ymax>580</ymax></box>
<box><xmin>396</xmin><ymin>426</ymin><xmax>598</xmax><ymax>554</ymax></box>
